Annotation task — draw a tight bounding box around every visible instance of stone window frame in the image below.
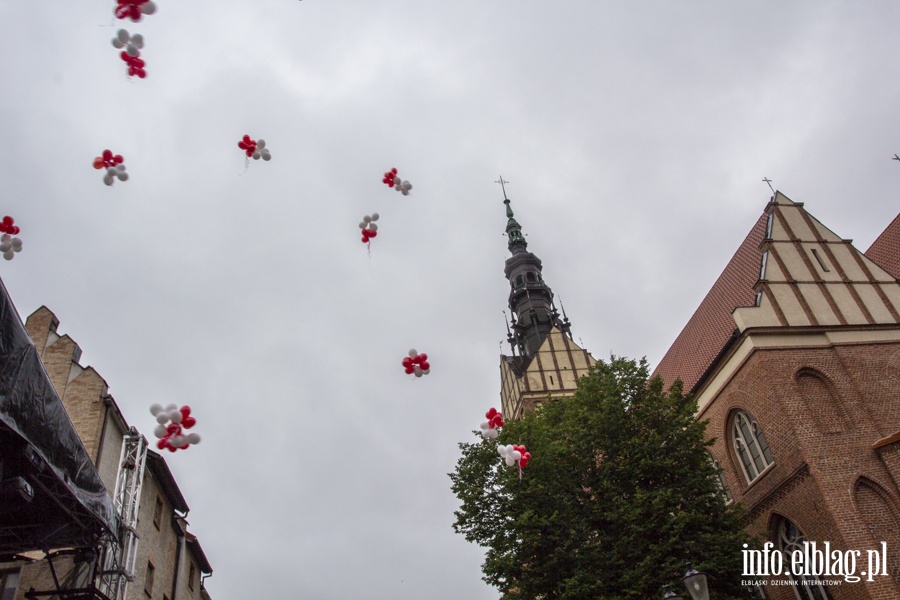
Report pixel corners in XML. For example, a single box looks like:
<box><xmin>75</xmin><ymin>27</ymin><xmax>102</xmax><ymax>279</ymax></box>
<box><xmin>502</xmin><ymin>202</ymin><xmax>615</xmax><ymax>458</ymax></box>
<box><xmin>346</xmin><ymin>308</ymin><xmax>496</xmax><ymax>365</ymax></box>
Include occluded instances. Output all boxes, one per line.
<box><xmin>730</xmin><ymin>410</ymin><xmax>774</xmax><ymax>484</ymax></box>
<box><xmin>709</xmin><ymin>454</ymin><xmax>733</xmax><ymax>504</ymax></box>
<box><xmin>774</xmin><ymin>517</ymin><xmax>833</xmax><ymax>600</ymax></box>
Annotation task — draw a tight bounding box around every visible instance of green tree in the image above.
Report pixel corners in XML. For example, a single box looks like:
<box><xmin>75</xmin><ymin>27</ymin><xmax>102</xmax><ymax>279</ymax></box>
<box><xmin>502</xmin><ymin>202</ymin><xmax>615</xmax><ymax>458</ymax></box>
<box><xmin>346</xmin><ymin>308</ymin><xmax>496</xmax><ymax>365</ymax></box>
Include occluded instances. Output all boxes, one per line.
<box><xmin>450</xmin><ymin>356</ymin><xmax>754</xmax><ymax>599</ymax></box>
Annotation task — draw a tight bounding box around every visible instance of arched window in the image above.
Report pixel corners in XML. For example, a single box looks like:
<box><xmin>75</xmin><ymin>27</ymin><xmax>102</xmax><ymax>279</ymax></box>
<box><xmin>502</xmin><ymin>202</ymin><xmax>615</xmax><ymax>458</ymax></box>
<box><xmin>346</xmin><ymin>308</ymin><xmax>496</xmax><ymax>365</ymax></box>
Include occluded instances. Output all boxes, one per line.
<box><xmin>776</xmin><ymin>518</ymin><xmax>833</xmax><ymax>599</ymax></box>
<box><xmin>526</xmin><ymin>272</ymin><xmax>536</xmax><ymax>282</ymax></box>
<box><xmin>515</xmin><ymin>275</ymin><xmax>523</xmax><ymax>287</ymax></box>
<box><xmin>732</xmin><ymin>411</ymin><xmax>774</xmax><ymax>483</ymax></box>
<box><xmin>710</xmin><ymin>455</ymin><xmax>732</xmax><ymax>503</ymax></box>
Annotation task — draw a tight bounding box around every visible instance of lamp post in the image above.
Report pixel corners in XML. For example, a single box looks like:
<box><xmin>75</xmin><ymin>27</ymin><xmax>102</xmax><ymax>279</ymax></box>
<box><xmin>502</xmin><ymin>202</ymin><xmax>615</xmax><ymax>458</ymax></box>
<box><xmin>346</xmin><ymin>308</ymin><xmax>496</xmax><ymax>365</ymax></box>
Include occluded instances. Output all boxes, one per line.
<box><xmin>682</xmin><ymin>563</ymin><xmax>709</xmax><ymax>600</ymax></box>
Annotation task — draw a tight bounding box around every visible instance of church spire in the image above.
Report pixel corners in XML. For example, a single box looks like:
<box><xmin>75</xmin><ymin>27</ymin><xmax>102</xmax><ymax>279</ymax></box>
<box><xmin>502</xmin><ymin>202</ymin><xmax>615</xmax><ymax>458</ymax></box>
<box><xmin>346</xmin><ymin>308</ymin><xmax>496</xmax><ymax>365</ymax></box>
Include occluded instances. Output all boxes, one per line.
<box><xmin>498</xmin><ymin>178</ymin><xmax>566</xmax><ymax>358</ymax></box>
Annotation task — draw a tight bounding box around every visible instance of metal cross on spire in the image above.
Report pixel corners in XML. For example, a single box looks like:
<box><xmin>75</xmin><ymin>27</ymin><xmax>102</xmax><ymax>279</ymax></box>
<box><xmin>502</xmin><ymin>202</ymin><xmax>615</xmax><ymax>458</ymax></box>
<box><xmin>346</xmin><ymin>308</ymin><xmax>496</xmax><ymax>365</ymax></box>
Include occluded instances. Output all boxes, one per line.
<box><xmin>495</xmin><ymin>176</ymin><xmax>510</xmax><ymax>201</ymax></box>
<box><xmin>762</xmin><ymin>177</ymin><xmax>775</xmax><ymax>194</ymax></box>
<box><xmin>892</xmin><ymin>154</ymin><xmax>900</xmax><ymax>163</ymax></box>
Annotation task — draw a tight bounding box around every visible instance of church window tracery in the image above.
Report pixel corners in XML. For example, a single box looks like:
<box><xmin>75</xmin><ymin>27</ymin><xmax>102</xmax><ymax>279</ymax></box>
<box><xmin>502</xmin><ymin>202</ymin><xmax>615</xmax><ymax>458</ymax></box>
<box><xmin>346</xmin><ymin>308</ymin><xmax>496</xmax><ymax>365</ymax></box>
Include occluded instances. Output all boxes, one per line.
<box><xmin>732</xmin><ymin>410</ymin><xmax>774</xmax><ymax>483</ymax></box>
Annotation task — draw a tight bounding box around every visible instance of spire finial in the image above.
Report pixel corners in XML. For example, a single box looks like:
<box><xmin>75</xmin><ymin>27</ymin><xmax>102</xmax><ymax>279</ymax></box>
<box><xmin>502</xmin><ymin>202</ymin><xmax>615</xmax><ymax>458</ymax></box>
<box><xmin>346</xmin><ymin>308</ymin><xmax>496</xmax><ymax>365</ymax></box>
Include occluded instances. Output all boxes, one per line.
<box><xmin>497</xmin><ymin>176</ymin><xmax>526</xmax><ymax>249</ymax></box>
<box><xmin>762</xmin><ymin>177</ymin><xmax>775</xmax><ymax>194</ymax></box>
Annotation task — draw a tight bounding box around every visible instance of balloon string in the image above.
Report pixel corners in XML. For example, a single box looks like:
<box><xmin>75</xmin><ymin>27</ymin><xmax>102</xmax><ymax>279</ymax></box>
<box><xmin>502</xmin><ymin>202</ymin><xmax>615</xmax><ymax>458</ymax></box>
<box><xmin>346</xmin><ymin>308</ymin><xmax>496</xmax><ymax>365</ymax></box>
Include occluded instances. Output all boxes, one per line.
<box><xmin>238</xmin><ymin>156</ymin><xmax>250</xmax><ymax>175</ymax></box>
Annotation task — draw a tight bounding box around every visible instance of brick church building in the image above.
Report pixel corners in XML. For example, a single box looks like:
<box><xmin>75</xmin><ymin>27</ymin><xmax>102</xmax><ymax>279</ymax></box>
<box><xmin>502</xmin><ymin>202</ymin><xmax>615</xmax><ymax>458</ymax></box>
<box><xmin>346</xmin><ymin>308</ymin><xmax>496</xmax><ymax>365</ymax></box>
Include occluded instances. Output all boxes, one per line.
<box><xmin>497</xmin><ymin>188</ymin><xmax>900</xmax><ymax>599</ymax></box>
<box><xmin>652</xmin><ymin>192</ymin><xmax>900</xmax><ymax>599</ymax></box>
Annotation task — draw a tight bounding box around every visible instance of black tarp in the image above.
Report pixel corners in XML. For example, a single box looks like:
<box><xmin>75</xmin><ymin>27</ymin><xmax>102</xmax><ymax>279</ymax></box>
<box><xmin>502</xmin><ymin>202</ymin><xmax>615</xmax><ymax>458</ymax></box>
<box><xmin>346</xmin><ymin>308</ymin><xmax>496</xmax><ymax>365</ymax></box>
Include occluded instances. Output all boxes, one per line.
<box><xmin>0</xmin><ymin>277</ymin><xmax>117</xmax><ymax>553</ymax></box>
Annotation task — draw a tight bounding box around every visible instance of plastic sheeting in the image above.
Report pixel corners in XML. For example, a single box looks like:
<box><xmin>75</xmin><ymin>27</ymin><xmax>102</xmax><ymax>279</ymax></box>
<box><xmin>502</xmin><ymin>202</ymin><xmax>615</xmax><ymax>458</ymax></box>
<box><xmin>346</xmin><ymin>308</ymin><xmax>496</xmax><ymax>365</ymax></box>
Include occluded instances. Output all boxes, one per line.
<box><xmin>0</xmin><ymin>277</ymin><xmax>117</xmax><ymax>548</ymax></box>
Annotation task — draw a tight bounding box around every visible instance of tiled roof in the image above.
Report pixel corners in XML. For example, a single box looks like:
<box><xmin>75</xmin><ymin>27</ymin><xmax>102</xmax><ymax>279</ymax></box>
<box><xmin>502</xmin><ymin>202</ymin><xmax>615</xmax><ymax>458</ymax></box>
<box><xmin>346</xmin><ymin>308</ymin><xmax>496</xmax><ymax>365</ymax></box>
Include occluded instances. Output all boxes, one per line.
<box><xmin>865</xmin><ymin>213</ymin><xmax>900</xmax><ymax>279</ymax></box>
<box><xmin>652</xmin><ymin>210</ymin><xmax>768</xmax><ymax>392</ymax></box>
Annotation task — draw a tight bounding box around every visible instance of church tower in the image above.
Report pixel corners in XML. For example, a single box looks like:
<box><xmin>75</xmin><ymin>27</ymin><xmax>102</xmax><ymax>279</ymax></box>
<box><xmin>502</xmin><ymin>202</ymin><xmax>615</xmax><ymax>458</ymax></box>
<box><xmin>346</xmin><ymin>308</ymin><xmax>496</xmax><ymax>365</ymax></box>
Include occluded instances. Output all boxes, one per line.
<box><xmin>497</xmin><ymin>180</ymin><xmax>595</xmax><ymax>420</ymax></box>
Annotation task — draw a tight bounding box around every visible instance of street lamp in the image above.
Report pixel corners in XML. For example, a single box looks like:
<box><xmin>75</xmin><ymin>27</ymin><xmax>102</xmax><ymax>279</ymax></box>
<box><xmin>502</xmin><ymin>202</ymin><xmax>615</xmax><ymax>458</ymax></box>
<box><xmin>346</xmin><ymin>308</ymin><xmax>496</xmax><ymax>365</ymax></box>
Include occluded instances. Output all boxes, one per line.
<box><xmin>682</xmin><ymin>563</ymin><xmax>709</xmax><ymax>600</ymax></box>
<box><xmin>661</xmin><ymin>587</ymin><xmax>685</xmax><ymax>600</ymax></box>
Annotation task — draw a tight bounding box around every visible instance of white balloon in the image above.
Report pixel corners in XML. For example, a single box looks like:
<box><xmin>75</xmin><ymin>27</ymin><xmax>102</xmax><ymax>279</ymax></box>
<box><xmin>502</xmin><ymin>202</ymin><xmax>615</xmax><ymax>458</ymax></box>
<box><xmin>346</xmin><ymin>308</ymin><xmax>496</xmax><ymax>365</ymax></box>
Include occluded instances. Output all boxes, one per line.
<box><xmin>422</xmin><ymin>367</ymin><xmax>430</xmax><ymax>375</ymax></box>
<box><xmin>117</xmin><ymin>29</ymin><xmax>129</xmax><ymax>43</ymax></box>
<box><xmin>187</xmin><ymin>433</ymin><xmax>201</xmax><ymax>444</ymax></box>
<box><xmin>117</xmin><ymin>172</ymin><xmax>129</xmax><ymax>181</ymax></box>
<box><xmin>262</xmin><ymin>150</ymin><xmax>271</xmax><ymax>161</ymax></box>
<box><xmin>252</xmin><ymin>151</ymin><xmax>261</xmax><ymax>160</ymax></box>
<box><xmin>126</xmin><ymin>45</ymin><xmax>140</xmax><ymax>57</ymax></box>
<box><xmin>371</xmin><ymin>212</ymin><xmax>379</xmax><ymax>221</ymax></box>
<box><xmin>415</xmin><ymin>370</ymin><xmax>423</xmax><ymax>378</ymax></box>
<box><xmin>116</xmin><ymin>164</ymin><xmax>126</xmax><ymax>172</ymax></box>
<box><xmin>103</xmin><ymin>175</ymin><xmax>114</xmax><ymax>186</ymax></box>
<box><xmin>112</xmin><ymin>38</ymin><xmax>125</xmax><ymax>49</ymax></box>
<box><xmin>149</xmin><ymin>403</ymin><xmax>163</xmax><ymax>415</ymax></box>
<box><xmin>141</xmin><ymin>1</ymin><xmax>157</xmax><ymax>14</ymax></box>
<box><xmin>11</xmin><ymin>238</ymin><xmax>21</xmax><ymax>250</ymax></box>
<box><xmin>369</xmin><ymin>223</ymin><xmax>377</xmax><ymax>232</ymax></box>
<box><xmin>169</xmin><ymin>409</ymin><xmax>182</xmax><ymax>423</ymax></box>
<box><xmin>408</xmin><ymin>349</ymin><xmax>417</xmax><ymax>357</ymax></box>
<box><xmin>166</xmin><ymin>403</ymin><xmax>178</xmax><ymax>411</ymax></box>
<box><xmin>480</xmin><ymin>421</ymin><xmax>489</xmax><ymax>430</ymax></box>
<box><xmin>359</xmin><ymin>222</ymin><xmax>366</xmax><ymax>229</ymax></box>
<box><xmin>153</xmin><ymin>425</ymin><xmax>167</xmax><ymax>438</ymax></box>
<box><xmin>131</xmin><ymin>34</ymin><xmax>143</xmax><ymax>48</ymax></box>
<box><xmin>505</xmin><ymin>455</ymin><xmax>516</xmax><ymax>466</ymax></box>
<box><xmin>0</xmin><ymin>243</ymin><xmax>10</xmax><ymax>254</ymax></box>
<box><xmin>156</xmin><ymin>413</ymin><xmax>169</xmax><ymax>424</ymax></box>
<box><xmin>107</xmin><ymin>167</ymin><xmax>117</xmax><ymax>176</ymax></box>
<box><xmin>363</xmin><ymin>215</ymin><xmax>372</xmax><ymax>223</ymax></box>
<box><xmin>498</xmin><ymin>446</ymin><xmax>507</xmax><ymax>457</ymax></box>
<box><xmin>2</xmin><ymin>252</ymin><xmax>12</xmax><ymax>261</ymax></box>
<box><xmin>256</xmin><ymin>139</ymin><xmax>266</xmax><ymax>149</ymax></box>
<box><xmin>486</xmin><ymin>429</ymin><xmax>499</xmax><ymax>439</ymax></box>
<box><xmin>511</xmin><ymin>450</ymin><xmax>521</xmax><ymax>461</ymax></box>
<box><xmin>171</xmin><ymin>435</ymin><xmax>186</xmax><ymax>448</ymax></box>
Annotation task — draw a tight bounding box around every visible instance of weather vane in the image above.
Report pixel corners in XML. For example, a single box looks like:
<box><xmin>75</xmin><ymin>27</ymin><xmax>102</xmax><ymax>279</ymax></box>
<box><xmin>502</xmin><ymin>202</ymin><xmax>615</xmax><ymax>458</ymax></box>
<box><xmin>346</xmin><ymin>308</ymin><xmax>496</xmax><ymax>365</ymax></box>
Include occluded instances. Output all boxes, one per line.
<box><xmin>495</xmin><ymin>176</ymin><xmax>510</xmax><ymax>201</ymax></box>
<box><xmin>762</xmin><ymin>177</ymin><xmax>775</xmax><ymax>194</ymax></box>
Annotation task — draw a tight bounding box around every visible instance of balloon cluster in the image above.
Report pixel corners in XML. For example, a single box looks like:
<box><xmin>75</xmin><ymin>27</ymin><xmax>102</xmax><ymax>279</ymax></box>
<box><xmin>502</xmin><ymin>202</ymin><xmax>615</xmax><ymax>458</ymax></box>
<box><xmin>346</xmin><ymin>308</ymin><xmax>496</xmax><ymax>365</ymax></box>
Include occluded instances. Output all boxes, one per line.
<box><xmin>359</xmin><ymin>213</ymin><xmax>379</xmax><ymax>243</ymax></box>
<box><xmin>0</xmin><ymin>217</ymin><xmax>23</xmax><ymax>261</ymax></box>
<box><xmin>112</xmin><ymin>30</ymin><xmax>146</xmax><ymax>78</ymax></box>
<box><xmin>480</xmin><ymin>408</ymin><xmax>504</xmax><ymax>439</ymax></box>
<box><xmin>115</xmin><ymin>0</ymin><xmax>157</xmax><ymax>22</ymax></box>
<box><xmin>150</xmin><ymin>403</ymin><xmax>201</xmax><ymax>452</ymax></box>
<box><xmin>402</xmin><ymin>349</ymin><xmax>430</xmax><ymax>377</ymax></box>
<box><xmin>382</xmin><ymin>168</ymin><xmax>412</xmax><ymax>195</ymax></box>
<box><xmin>238</xmin><ymin>135</ymin><xmax>272</xmax><ymax>161</ymax></box>
<box><xmin>93</xmin><ymin>150</ymin><xmax>129</xmax><ymax>186</ymax></box>
<box><xmin>498</xmin><ymin>444</ymin><xmax>531</xmax><ymax>469</ymax></box>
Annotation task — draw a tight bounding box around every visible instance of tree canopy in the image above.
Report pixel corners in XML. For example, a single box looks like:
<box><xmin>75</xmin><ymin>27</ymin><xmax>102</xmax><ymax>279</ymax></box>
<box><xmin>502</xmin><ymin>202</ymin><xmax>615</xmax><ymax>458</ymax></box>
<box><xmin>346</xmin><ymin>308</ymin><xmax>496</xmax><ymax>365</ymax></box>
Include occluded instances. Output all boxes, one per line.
<box><xmin>450</xmin><ymin>356</ymin><xmax>754</xmax><ymax>599</ymax></box>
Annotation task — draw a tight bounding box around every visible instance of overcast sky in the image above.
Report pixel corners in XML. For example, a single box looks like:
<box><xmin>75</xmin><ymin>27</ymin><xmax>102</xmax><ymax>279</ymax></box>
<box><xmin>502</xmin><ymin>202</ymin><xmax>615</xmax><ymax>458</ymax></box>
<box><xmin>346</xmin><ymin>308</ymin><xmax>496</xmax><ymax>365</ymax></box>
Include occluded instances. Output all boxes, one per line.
<box><xmin>1</xmin><ymin>2</ymin><xmax>899</xmax><ymax>598</ymax></box>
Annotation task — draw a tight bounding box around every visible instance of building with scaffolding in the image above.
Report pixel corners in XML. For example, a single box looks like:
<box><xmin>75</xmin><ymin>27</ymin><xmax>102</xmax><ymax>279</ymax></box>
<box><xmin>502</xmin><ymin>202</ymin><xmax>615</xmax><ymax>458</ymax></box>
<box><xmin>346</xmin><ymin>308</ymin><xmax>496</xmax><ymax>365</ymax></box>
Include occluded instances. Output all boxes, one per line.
<box><xmin>0</xmin><ymin>292</ymin><xmax>212</xmax><ymax>600</ymax></box>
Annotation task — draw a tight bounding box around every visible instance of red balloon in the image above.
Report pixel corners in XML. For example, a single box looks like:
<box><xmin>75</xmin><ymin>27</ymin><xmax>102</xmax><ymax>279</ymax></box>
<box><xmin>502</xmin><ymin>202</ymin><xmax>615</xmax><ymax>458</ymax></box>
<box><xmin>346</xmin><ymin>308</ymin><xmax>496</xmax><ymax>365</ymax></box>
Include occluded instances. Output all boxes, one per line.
<box><xmin>402</xmin><ymin>357</ymin><xmax>413</xmax><ymax>367</ymax></box>
<box><xmin>157</xmin><ymin>439</ymin><xmax>167</xmax><ymax>450</ymax></box>
<box><xmin>103</xmin><ymin>149</ymin><xmax>113</xmax><ymax>160</ymax></box>
<box><xmin>93</xmin><ymin>157</ymin><xmax>104</xmax><ymax>169</ymax></box>
<box><xmin>420</xmin><ymin>361</ymin><xmax>430</xmax><ymax>370</ymax></box>
<box><xmin>243</xmin><ymin>135</ymin><xmax>251</xmax><ymax>143</ymax></box>
<box><xmin>368</xmin><ymin>230</ymin><xmax>377</xmax><ymax>238</ymax></box>
<box><xmin>391</xmin><ymin>168</ymin><xmax>397</xmax><ymax>174</ymax></box>
<box><xmin>11</xmin><ymin>226</ymin><xmax>19</xmax><ymax>235</ymax></box>
<box><xmin>183</xmin><ymin>416</ymin><xmax>196</xmax><ymax>428</ymax></box>
<box><xmin>418</xmin><ymin>353</ymin><xmax>427</xmax><ymax>362</ymax></box>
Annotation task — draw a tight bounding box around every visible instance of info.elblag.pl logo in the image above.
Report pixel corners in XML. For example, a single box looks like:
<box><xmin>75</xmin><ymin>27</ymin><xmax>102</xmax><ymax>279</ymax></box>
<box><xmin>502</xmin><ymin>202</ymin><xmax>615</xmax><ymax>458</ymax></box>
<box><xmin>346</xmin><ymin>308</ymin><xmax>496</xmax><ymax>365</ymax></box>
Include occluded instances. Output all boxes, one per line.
<box><xmin>742</xmin><ymin>542</ymin><xmax>889</xmax><ymax>583</ymax></box>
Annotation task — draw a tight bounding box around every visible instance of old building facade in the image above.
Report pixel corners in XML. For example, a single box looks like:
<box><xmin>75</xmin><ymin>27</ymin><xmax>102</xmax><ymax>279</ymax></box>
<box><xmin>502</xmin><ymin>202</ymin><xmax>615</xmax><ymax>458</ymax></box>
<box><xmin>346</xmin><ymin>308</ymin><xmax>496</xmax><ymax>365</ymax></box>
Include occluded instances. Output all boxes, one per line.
<box><xmin>654</xmin><ymin>193</ymin><xmax>900</xmax><ymax>599</ymax></box>
<box><xmin>0</xmin><ymin>306</ymin><xmax>212</xmax><ymax>600</ymax></box>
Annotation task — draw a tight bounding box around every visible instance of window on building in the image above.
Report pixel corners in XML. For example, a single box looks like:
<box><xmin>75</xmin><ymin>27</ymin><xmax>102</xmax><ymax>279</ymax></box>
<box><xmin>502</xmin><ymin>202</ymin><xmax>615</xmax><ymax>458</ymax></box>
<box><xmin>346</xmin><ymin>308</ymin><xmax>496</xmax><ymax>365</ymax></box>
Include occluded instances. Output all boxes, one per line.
<box><xmin>145</xmin><ymin>561</ymin><xmax>155</xmax><ymax>596</ymax></box>
<box><xmin>776</xmin><ymin>518</ymin><xmax>833</xmax><ymax>599</ymax></box>
<box><xmin>153</xmin><ymin>496</ymin><xmax>163</xmax><ymax>530</ymax></box>
<box><xmin>0</xmin><ymin>570</ymin><xmax>20</xmax><ymax>600</ymax></box>
<box><xmin>759</xmin><ymin>251</ymin><xmax>769</xmax><ymax>281</ymax></box>
<box><xmin>188</xmin><ymin>562</ymin><xmax>196</xmax><ymax>591</ymax></box>
<box><xmin>732</xmin><ymin>411</ymin><xmax>774</xmax><ymax>483</ymax></box>
<box><xmin>710</xmin><ymin>456</ymin><xmax>733</xmax><ymax>503</ymax></box>
<box><xmin>765</xmin><ymin>210</ymin><xmax>774</xmax><ymax>239</ymax></box>
<box><xmin>526</xmin><ymin>272</ymin><xmax>536</xmax><ymax>282</ymax></box>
